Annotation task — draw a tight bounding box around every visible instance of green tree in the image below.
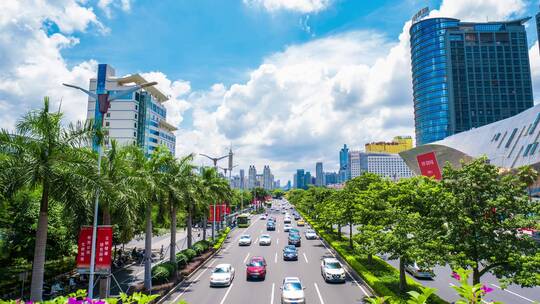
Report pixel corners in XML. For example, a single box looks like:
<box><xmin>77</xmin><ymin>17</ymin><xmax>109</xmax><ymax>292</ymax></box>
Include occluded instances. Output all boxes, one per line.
<box><xmin>441</xmin><ymin>157</ymin><xmax>540</xmax><ymax>286</ymax></box>
<box><xmin>200</xmin><ymin>167</ymin><xmax>231</xmax><ymax>242</ymax></box>
<box><xmin>0</xmin><ymin>98</ymin><xmax>96</xmax><ymax>301</ymax></box>
<box><xmin>272</xmin><ymin>188</ymin><xmax>285</xmax><ymax>199</ymax></box>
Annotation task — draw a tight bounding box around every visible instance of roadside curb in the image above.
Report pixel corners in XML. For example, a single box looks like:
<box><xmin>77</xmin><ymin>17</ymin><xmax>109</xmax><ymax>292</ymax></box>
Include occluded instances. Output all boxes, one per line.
<box><xmin>156</xmin><ymin>229</ymin><xmax>233</xmax><ymax>304</ymax></box>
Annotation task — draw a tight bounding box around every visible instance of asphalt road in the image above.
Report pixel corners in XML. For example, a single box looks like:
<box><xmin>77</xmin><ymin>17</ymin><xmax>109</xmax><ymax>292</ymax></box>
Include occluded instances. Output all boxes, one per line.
<box><xmin>338</xmin><ymin>225</ymin><xmax>540</xmax><ymax>304</ymax></box>
<box><xmin>163</xmin><ymin>203</ymin><xmax>372</xmax><ymax>304</ymax></box>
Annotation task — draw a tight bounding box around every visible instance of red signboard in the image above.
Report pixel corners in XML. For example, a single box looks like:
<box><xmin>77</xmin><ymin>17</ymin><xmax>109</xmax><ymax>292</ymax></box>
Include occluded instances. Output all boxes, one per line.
<box><xmin>416</xmin><ymin>152</ymin><xmax>442</xmax><ymax>180</ymax></box>
<box><xmin>77</xmin><ymin>226</ymin><xmax>113</xmax><ymax>274</ymax></box>
<box><xmin>209</xmin><ymin>204</ymin><xmax>227</xmax><ymax>222</ymax></box>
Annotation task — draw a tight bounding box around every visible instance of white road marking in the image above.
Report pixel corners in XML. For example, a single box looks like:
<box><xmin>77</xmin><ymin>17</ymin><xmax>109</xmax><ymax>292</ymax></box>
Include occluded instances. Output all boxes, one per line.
<box><xmin>277</xmin><ymin>228</ymin><xmax>280</xmax><ymax>233</ymax></box>
<box><xmin>243</xmin><ymin>252</ymin><xmax>250</xmax><ymax>263</ymax></box>
<box><xmin>261</xmin><ymin>229</ymin><xmax>263</xmax><ymax>233</ymax></box>
<box><xmin>274</xmin><ymin>252</ymin><xmax>278</xmax><ymax>263</ymax></box>
<box><xmin>219</xmin><ymin>283</ymin><xmax>234</xmax><ymax>304</ymax></box>
<box><xmin>303</xmin><ymin>252</ymin><xmax>309</xmax><ymax>263</ymax></box>
<box><xmin>314</xmin><ymin>282</ymin><xmax>325</xmax><ymax>304</ymax></box>
<box><xmin>171</xmin><ymin>258</ymin><xmax>218</xmax><ymax>303</ymax></box>
<box><xmin>490</xmin><ymin>284</ymin><xmax>535</xmax><ymax>303</ymax></box>
<box><xmin>270</xmin><ymin>282</ymin><xmax>275</xmax><ymax>304</ymax></box>
<box><xmin>318</xmin><ymin>235</ymin><xmax>369</xmax><ymax>297</ymax></box>
<box><xmin>277</xmin><ymin>238</ymin><xmax>279</xmax><ymax>245</ymax></box>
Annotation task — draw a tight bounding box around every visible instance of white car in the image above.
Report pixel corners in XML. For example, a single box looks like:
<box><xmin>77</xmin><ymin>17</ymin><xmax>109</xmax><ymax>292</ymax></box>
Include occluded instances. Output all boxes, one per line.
<box><xmin>210</xmin><ymin>264</ymin><xmax>235</xmax><ymax>287</ymax></box>
<box><xmin>238</xmin><ymin>234</ymin><xmax>252</xmax><ymax>246</ymax></box>
<box><xmin>259</xmin><ymin>234</ymin><xmax>272</xmax><ymax>246</ymax></box>
<box><xmin>284</xmin><ymin>217</ymin><xmax>291</xmax><ymax>224</ymax></box>
<box><xmin>405</xmin><ymin>262</ymin><xmax>434</xmax><ymax>279</ymax></box>
<box><xmin>304</xmin><ymin>229</ymin><xmax>317</xmax><ymax>240</ymax></box>
<box><xmin>283</xmin><ymin>224</ymin><xmax>292</xmax><ymax>232</ymax></box>
<box><xmin>321</xmin><ymin>258</ymin><xmax>346</xmax><ymax>283</ymax></box>
<box><xmin>280</xmin><ymin>277</ymin><xmax>305</xmax><ymax>304</ymax></box>
<box><xmin>260</xmin><ymin>214</ymin><xmax>267</xmax><ymax>220</ymax></box>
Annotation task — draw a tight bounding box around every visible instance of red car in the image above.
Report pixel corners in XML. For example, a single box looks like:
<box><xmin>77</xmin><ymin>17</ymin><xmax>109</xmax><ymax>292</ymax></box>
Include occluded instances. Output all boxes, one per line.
<box><xmin>246</xmin><ymin>256</ymin><xmax>267</xmax><ymax>280</ymax></box>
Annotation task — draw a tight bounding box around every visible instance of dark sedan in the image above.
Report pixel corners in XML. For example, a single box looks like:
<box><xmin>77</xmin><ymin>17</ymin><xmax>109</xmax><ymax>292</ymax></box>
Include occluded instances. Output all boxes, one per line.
<box><xmin>283</xmin><ymin>245</ymin><xmax>298</xmax><ymax>261</ymax></box>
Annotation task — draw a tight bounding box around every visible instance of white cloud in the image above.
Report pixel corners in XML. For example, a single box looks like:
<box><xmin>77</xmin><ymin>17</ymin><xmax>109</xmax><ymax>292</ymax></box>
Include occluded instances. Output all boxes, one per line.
<box><xmin>98</xmin><ymin>0</ymin><xmax>132</xmax><ymax>17</ymax></box>
<box><xmin>243</xmin><ymin>0</ymin><xmax>332</xmax><ymax>13</ymax></box>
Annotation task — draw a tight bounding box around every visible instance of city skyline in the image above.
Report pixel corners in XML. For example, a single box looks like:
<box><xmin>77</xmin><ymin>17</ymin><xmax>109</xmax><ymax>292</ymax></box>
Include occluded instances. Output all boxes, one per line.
<box><xmin>3</xmin><ymin>1</ymin><xmax>540</xmax><ymax>182</ymax></box>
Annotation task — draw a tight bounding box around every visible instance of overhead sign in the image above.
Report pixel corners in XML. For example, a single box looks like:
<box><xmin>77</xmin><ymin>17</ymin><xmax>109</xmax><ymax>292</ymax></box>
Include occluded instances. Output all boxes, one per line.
<box><xmin>416</xmin><ymin>151</ymin><xmax>442</xmax><ymax>180</ymax></box>
<box><xmin>412</xmin><ymin>7</ymin><xmax>429</xmax><ymax>23</ymax></box>
<box><xmin>77</xmin><ymin>226</ymin><xmax>113</xmax><ymax>274</ymax></box>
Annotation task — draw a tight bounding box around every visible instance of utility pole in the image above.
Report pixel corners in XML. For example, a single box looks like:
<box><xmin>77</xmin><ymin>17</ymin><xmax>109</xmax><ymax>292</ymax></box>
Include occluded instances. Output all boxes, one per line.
<box><xmin>200</xmin><ymin>153</ymin><xmax>228</xmax><ymax>241</ymax></box>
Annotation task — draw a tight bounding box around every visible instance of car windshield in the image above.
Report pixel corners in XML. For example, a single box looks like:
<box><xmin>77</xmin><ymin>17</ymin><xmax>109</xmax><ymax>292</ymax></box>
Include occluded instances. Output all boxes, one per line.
<box><xmin>241</xmin><ymin>235</ymin><xmax>250</xmax><ymax>239</ymax></box>
<box><xmin>306</xmin><ymin>230</ymin><xmax>314</xmax><ymax>233</ymax></box>
<box><xmin>261</xmin><ymin>235</ymin><xmax>270</xmax><ymax>239</ymax></box>
<box><xmin>249</xmin><ymin>260</ymin><xmax>264</xmax><ymax>266</ymax></box>
<box><xmin>283</xmin><ymin>282</ymin><xmax>302</xmax><ymax>291</ymax></box>
<box><xmin>214</xmin><ymin>267</ymin><xmax>228</xmax><ymax>273</ymax></box>
<box><xmin>285</xmin><ymin>246</ymin><xmax>296</xmax><ymax>252</ymax></box>
<box><xmin>326</xmin><ymin>262</ymin><xmax>341</xmax><ymax>269</ymax></box>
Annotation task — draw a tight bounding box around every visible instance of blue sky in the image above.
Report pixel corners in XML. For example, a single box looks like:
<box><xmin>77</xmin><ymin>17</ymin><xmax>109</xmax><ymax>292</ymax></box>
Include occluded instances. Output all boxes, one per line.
<box><xmin>1</xmin><ymin>0</ymin><xmax>540</xmax><ymax>182</ymax></box>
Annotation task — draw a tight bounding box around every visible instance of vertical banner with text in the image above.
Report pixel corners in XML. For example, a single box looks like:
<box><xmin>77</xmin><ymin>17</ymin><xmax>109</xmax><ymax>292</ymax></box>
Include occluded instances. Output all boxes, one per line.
<box><xmin>416</xmin><ymin>151</ymin><xmax>442</xmax><ymax>180</ymax></box>
<box><xmin>77</xmin><ymin>226</ymin><xmax>113</xmax><ymax>274</ymax></box>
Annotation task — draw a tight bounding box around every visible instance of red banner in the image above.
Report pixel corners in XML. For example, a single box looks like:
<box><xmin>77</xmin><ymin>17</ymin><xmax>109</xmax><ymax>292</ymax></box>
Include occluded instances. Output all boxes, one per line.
<box><xmin>417</xmin><ymin>152</ymin><xmax>442</xmax><ymax>180</ymax></box>
<box><xmin>77</xmin><ymin>226</ymin><xmax>113</xmax><ymax>273</ymax></box>
<box><xmin>209</xmin><ymin>204</ymin><xmax>226</xmax><ymax>222</ymax></box>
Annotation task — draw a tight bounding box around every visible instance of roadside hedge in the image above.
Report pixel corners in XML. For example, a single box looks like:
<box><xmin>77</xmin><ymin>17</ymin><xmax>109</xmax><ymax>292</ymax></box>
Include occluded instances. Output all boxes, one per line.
<box><xmin>298</xmin><ymin>210</ymin><xmax>448</xmax><ymax>304</ymax></box>
<box><xmin>212</xmin><ymin>227</ymin><xmax>231</xmax><ymax>250</ymax></box>
<box><xmin>175</xmin><ymin>252</ymin><xmax>188</xmax><ymax>269</ymax></box>
<box><xmin>182</xmin><ymin>248</ymin><xmax>197</xmax><ymax>262</ymax></box>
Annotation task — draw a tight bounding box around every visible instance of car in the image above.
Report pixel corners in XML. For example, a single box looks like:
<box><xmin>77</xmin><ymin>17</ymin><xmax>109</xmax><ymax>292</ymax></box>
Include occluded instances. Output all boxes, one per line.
<box><xmin>283</xmin><ymin>224</ymin><xmax>292</xmax><ymax>232</ymax></box>
<box><xmin>282</xmin><ymin>245</ymin><xmax>298</xmax><ymax>261</ymax></box>
<box><xmin>266</xmin><ymin>221</ymin><xmax>276</xmax><ymax>231</ymax></box>
<box><xmin>304</xmin><ymin>229</ymin><xmax>317</xmax><ymax>240</ymax></box>
<box><xmin>238</xmin><ymin>234</ymin><xmax>252</xmax><ymax>246</ymax></box>
<box><xmin>281</xmin><ymin>209</ymin><xmax>286</xmax><ymax>214</ymax></box>
<box><xmin>259</xmin><ymin>234</ymin><xmax>272</xmax><ymax>246</ymax></box>
<box><xmin>293</xmin><ymin>214</ymin><xmax>301</xmax><ymax>220</ymax></box>
<box><xmin>260</xmin><ymin>214</ymin><xmax>267</xmax><ymax>220</ymax></box>
<box><xmin>288</xmin><ymin>233</ymin><xmax>301</xmax><ymax>247</ymax></box>
<box><xmin>284</xmin><ymin>217</ymin><xmax>291</xmax><ymax>224</ymax></box>
<box><xmin>280</xmin><ymin>277</ymin><xmax>305</xmax><ymax>304</ymax></box>
<box><xmin>405</xmin><ymin>262</ymin><xmax>435</xmax><ymax>279</ymax></box>
<box><xmin>320</xmin><ymin>258</ymin><xmax>346</xmax><ymax>283</ymax></box>
<box><xmin>297</xmin><ymin>220</ymin><xmax>305</xmax><ymax>226</ymax></box>
<box><xmin>246</xmin><ymin>256</ymin><xmax>267</xmax><ymax>280</ymax></box>
<box><xmin>269</xmin><ymin>216</ymin><xmax>277</xmax><ymax>222</ymax></box>
<box><xmin>210</xmin><ymin>264</ymin><xmax>235</xmax><ymax>287</ymax></box>
<box><xmin>289</xmin><ymin>228</ymin><xmax>300</xmax><ymax>234</ymax></box>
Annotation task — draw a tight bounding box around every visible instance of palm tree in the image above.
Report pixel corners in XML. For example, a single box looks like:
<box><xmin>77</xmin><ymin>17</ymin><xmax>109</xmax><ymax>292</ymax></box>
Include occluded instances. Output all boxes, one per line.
<box><xmin>0</xmin><ymin>98</ymin><xmax>96</xmax><ymax>301</ymax></box>
<box><xmin>200</xmin><ymin>167</ymin><xmax>232</xmax><ymax>241</ymax></box>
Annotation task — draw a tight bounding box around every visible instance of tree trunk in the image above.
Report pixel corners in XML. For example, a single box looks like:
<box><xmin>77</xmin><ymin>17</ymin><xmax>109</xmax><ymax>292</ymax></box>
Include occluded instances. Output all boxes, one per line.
<box><xmin>170</xmin><ymin>203</ymin><xmax>177</xmax><ymax>264</ymax></box>
<box><xmin>337</xmin><ymin>224</ymin><xmax>341</xmax><ymax>239</ymax></box>
<box><xmin>211</xmin><ymin>203</ymin><xmax>215</xmax><ymax>242</ymax></box>
<box><xmin>399</xmin><ymin>257</ymin><xmax>407</xmax><ymax>293</ymax></box>
<box><xmin>349</xmin><ymin>223</ymin><xmax>353</xmax><ymax>249</ymax></box>
<box><xmin>367</xmin><ymin>254</ymin><xmax>373</xmax><ymax>264</ymax></box>
<box><xmin>202</xmin><ymin>216</ymin><xmax>207</xmax><ymax>241</ymax></box>
<box><xmin>144</xmin><ymin>202</ymin><xmax>152</xmax><ymax>291</ymax></box>
<box><xmin>473</xmin><ymin>265</ymin><xmax>480</xmax><ymax>286</ymax></box>
<box><xmin>99</xmin><ymin>207</ymin><xmax>112</xmax><ymax>298</ymax></box>
<box><xmin>187</xmin><ymin>201</ymin><xmax>193</xmax><ymax>248</ymax></box>
<box><xmin>30</xmin><ymin>184</ymin><xmax>49</xmax><ymax>301</ymax></box>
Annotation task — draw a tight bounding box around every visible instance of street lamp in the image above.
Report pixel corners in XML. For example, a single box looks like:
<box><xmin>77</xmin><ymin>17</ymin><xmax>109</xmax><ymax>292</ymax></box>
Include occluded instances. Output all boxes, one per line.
<box><xmin>200</xmin><ymin>153</ymin><xmax>228</xmax><ymax>241</ymax></box>
<box><xmin>63</xmin><ymin>78</ymin><xmax>157</xmax><ymax>299</ymax></box>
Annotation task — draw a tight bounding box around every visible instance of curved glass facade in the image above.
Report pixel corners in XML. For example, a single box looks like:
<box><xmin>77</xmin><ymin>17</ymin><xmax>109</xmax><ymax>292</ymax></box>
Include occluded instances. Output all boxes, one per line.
<box><xmin>410</xmin><ymin>18</ymin><xmax>458</xmax><ymax>145</ymax></box>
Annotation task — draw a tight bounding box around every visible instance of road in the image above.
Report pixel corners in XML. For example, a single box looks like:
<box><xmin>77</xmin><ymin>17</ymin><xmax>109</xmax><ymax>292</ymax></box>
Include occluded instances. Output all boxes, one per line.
<box><xmin>338</xmin><ymin>225</ymin><xmax>540</xmax><ymax>304</ymax></box>
<box><xmin>163</xmin><ymin>203</ymin><xmax>372</xmax><ymax>304</ymax></box>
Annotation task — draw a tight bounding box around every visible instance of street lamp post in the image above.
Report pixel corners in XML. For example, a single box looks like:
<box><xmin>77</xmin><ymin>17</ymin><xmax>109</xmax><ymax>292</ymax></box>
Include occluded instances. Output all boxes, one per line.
<box><xmin>63</xmin><ymin>74</ymin><xmax>157</xmax><ymax>299</ymax></box>
<box><xmin>200</xmin><ymin>153</ymin><xmax>228</xmax><ymax>241</ymax></box>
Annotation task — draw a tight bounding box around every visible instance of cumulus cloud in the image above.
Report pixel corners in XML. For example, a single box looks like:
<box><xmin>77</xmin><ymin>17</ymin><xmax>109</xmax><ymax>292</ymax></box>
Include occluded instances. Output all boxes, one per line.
<box><xmin>98</xmin><ymin>0</ymin><xmax>132</xmax><ymax>18</ymax></box>
<box><xmin>243</xmin><ymin>0</ymin><xmax>332</xmax><ymax>13</ymax></box>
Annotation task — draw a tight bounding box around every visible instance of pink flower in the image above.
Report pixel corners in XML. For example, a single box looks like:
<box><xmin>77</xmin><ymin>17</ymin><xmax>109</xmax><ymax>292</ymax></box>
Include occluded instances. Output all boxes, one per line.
<box><xmin>451</xmin><ymin>271</ymin><xmax>461</xmax><ymax>281</ymax></box>
<box><xmin>480</xmin><ymin>285</ymin><xmax>494</xmax><ymax>294</ymax></box>
<box><xmin>95</xmin><ymin>300</ymin><xmax>106</xmax><ymax>304</ymax></box>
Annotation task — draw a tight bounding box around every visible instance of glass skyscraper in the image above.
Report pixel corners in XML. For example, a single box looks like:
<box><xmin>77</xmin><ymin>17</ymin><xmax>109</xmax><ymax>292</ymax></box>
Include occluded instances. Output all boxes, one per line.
<box><xmin>410</xmin><ymin>17</ymin><xmax>533</xmax><ymax>145</ymax></box>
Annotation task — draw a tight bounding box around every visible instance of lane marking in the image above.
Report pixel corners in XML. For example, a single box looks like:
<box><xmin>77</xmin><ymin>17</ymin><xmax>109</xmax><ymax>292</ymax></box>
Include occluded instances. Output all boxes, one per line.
<box><xmin>171</xmin><ymin>258</ymin><xmax>218</xmax><ymax>303</ymax></box>
<box><xmin>277</xmin><ymin>228</ymin><xmax>280</xmax><ymax>233</ymax></box>
<box><xmin>270</xmin><ymin>282</ymin><xmax>275</xmax><ymax>304</ymax></box>
<box><xmin>255</xmin><ymin>237</ymin><xmax>259</xmax><ymax>244</ymax></box>
<box><xmin>243</xmin><ymin>252</ymin><xmax>250</xmax><ymax>263</ymax></box>
<box><xmin>318</xmin><ymin>234</ymin><xmax>369</xmax><ymax>297</ymax></box>
<box><xmin>219</xmin><ymin>283</ymin><xmax>234</xmax><ymax>304</ymax></box>
<box><xmin>274</xmin><ymin>252</ymin><xmax>278</xmax><ymax>263</ymax></box>
<box><xmin>490</xmin><ymin>284</ymin><xmax>535</xmax><ymax>303</ymax></box>
<box><xmin>277</xmin><ymin>238</ymin><xmax>279</xmax><ymax>245</ymax></box>
<box><xmin>314</xmin><ymin>282</ymin><xmax>325</xmax><ymax>304</ymax></box>
<box><xmin>303</xmin><ymin>252</ymin><xmax>309</xmax><ymax>263</ymax></box>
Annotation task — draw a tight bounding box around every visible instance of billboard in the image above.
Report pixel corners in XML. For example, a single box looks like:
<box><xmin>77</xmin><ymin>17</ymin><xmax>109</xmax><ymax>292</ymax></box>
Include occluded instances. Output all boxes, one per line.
<box><xmin>77</xmin><ymin>226</ymin><xmax>113</xmax><ymax>274</ymax></box>
<box><xmin>416</xmin><ymin>152</ymin><xmax>442</xmax><ymax>180</ymax></box>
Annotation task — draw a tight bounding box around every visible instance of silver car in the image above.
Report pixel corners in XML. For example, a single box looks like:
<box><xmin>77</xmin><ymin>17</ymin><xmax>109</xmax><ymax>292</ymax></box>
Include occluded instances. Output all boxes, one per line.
<box><xmin>280</xmin><ymin>277</ymin><xmax>305</xmax><ymax>304</ymax></box>
<box><xmin>209</xmin><ymin>264</ymin><xmax>235</xmax><ymax>287</ymax></box>
<box><xmin>321</xmin><ymin>258</ymin><xmax>346</xmax><ymax>283</ymax></box>
<box><xmin>238</xmin><ymin>234</ymin><xmax>252</xmax><ymax>246</ymax></box>
<box><xmin>259</xmin><ymin>234</ymin><xmax>272</xmax><ymax>246</ymax></box>
<box><xmin>405</xmin><ymin>262</ymin><xmax>434</xmax><ymax>279</ymax></box>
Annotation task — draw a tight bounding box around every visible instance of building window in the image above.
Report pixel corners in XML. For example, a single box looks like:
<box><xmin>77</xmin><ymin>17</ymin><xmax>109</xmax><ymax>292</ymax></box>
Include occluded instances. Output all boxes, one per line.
<box><xmin>106</xmin><ymin>113</ymin><xmax>110</xmax><ymax>118</ymax></box>
<box><xmin>135</xmin><ymin>105</ymin><xmax>138</xmax><ymax>110</ymax></box>
<box><xmin>105</xmin><ymin>122</ymin><xmax>110</xmax><ymax>127</ymax></box>
<box><xmin>134</xmin><ymin>122</ymin><xmax>137</xmax><ymax>128</ymax></box>
<box><xmin>134</xmin><ymin>132</ymin><xmax>137</xmax><ymax>137</ymax></box>
<box><xmin>135</xmin><ymin>113</ymin><xmax>138</xmax><ymax>119</ymax></box>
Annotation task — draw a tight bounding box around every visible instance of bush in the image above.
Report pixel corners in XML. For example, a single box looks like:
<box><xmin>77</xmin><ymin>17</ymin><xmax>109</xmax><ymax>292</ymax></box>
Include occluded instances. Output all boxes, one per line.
<box><xmin>182</xmin><ymin>248</ymin><xmax>197</xmax><ymax>261</ymax></box>
<box><xmin>192</xmin><ymin>243</ymin><xmax>205</xmax><ymax>255</ymax></box>
<box><xmin>194</xmin><ymin>239</ymin><xmax>210</xmax><ymax>251</ymax></box>
<box><xmin>151</xmin><ymin>265</ymin><xmax>171</xmax><ymax>284</ymax></box>
<box><xmin>213</xmin><ymin>227</ymin><xmax>231</xmax><ymax>250</ymax></box>
<box><xmin>175</xmin><ymin>252</ymin><xmax>188</xmax><ymax>269</ymax></box>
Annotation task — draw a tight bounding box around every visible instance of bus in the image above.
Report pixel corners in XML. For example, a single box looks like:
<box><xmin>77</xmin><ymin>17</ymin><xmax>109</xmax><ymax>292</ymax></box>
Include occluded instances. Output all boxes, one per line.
<box><xmin>237</xmin><ymin>213</ymin><xmax>251</xmax><ymax>228</ymax></box>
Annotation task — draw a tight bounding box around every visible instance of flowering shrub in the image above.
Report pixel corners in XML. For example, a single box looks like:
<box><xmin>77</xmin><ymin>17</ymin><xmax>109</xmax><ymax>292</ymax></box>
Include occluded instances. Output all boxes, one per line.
<box><xmin>0</xmin><ymin>290</ymin><xmax>158</xmax><ymax>304</ymax></box>
<box><xmin>450</xmin><ymin>269</ymin><xmax>502</xmax><ymax>304</ymax></box>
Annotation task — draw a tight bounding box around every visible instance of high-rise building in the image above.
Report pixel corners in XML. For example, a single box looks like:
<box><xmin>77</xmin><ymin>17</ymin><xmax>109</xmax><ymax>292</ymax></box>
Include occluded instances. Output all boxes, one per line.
<box><xmin>366</xmin><ymin>136</ymin><xmax>413</xmax><ymax>154</ymax></box>
<box><xmin>324</xmin><ymin>172</ymin><xmax>338</xmax><ymax>185</ymax></box>
<box><xmin>304</xmin><ymin>171</ymin><xmax>312</xmax><ymax>187</ymax></box>
<box><xmin>410</xmin><ymin>16</ymin><xmax>533</xmax><ymax>145</ymax></box>
<box><xmin>293</xmin><ymin>174</ymin><xmax>297</xmax><ymax>189</ymax></box>
<box><xmin>263</xmin><ymin>165</ymin><xmax>273</xmax><ymax>190</ymax></box>
<box><xmin>86</xmin><ymin>64</ymin><xmax>176</xmax><ymax>156</ymax></box>
<box><xmin>295</xmin><ymin>169</ymin><xmax>305</xmax><ymax>189</ymax></box>
<box><xmin>248</xmin><ymin>165</ymin><xmax>257</xmax><ymax>189</ymax></box>
<box><xmin>339</xmin><ymin>144</ymin><xmax>350</xmax><ymax>182</ymax></box>
<box><xmin>256</xmin><ymin>174</ymin><xmax>264</xmax><ymax>188</ymax></box>
<box><xmin>367</xmin><ymin>154</ymin><xmax>414</xmax><ymax>180</ymax></box>
<box><xmin>315</xmin><ymin>162</ymin><xmax>324</xmax><ymax>186</ymax></box>
<box><xmin>286</xmin><ymin>180</ymin><xmax>292</xmax><ymax>190</ymax></box>
<box><xmin>348</xmin><ymin>150</ymin><xmax>365</xmax><ymax>179</ymax></box>
<box><xmin>536</xmin><ymin>12</ymin><xmax>540</xmax><ymax>54</ymax></box>
<box><xmin>239</xmin><ymin>169</ymin><xmax>245</xmax><ymax>189</ymax></box>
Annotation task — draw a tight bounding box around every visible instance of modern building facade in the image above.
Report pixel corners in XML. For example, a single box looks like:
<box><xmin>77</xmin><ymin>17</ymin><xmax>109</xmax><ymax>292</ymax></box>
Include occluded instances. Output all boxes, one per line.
<box><xmin>339</xmin><ymin>144</ymin><xmax>350</xmax><ymax>182</ymax></box>
<box><xmin>366</xmin><ymin>136</ymin><xmax>413</xmax><ymax>154</ymax></box>
<box><xmin>536</xmin><ymin>12</ymin><xmax>540</xmax><ymax>54</ymax></box>
<box><xmin>295</xmin><ymin>169</ymin><xmax>306</xmax><ymax>189</ymax></box>
<box><xmin>304</xmin><ymin>171</ymin><xmax>312</xmax><ymax>187</ymax></box>
<box><xmin>262</xmin><ymin>165</ymin><xmax>274</xmax><ymax>190</ymax></box>
<box><xmin>349</xmin><ymin>150</ymin><xmax>364</xmax><ymax>179</ymax></box>
<box><xmin>400</xmin><ymin>103</ymin><xmax>540</xmax><ymax>195</ymax></box>
<box><xmin>315</xmin><ymin>162</ymin><xmax>324</xmax><ymax>186</ymax></box>
<box><xmin>86</xmin><ymin>65</ymin><xmax>176</xmax><ymax>155</ymax></box>
<box><xmin>239</xmin><ymin>169</ymin><xmax>245</xmax><ymax>189</ymax></box>
<box><xmin>248</xmin><ymin>165</ymin><xmax>257</xmax><ymax>189</ymax></box>
<box><xmin>324</xmin><ymin>172</ymin><xmax>338</xmax><ymax>185</ymax></box>
<box><xmin>367</xmin><ymin>154</ymin><xmax>414</xmax><ymax>180</ymax></box>
<box><xmin>410</xmin><ymin>16</ymin><xmax>533</xmax><ymax>145</ymax></box>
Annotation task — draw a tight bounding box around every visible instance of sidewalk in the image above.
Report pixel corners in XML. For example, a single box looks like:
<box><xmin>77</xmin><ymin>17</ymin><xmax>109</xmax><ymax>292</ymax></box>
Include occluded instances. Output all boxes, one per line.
<box><xmin>107</xmin><ymin>227</ymin><xmax>211</xmax><ymax>296</ymax></box>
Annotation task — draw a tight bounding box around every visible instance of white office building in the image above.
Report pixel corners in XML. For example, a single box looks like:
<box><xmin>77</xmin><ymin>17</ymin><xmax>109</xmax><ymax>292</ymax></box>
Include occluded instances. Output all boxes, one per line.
<box><xmin>349</xmin><ymin>150</ymin><xmax>413</xmax><ymax>180</ymax></box>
